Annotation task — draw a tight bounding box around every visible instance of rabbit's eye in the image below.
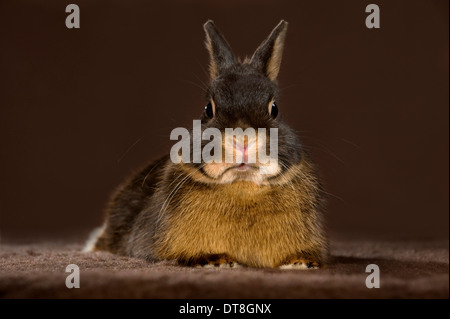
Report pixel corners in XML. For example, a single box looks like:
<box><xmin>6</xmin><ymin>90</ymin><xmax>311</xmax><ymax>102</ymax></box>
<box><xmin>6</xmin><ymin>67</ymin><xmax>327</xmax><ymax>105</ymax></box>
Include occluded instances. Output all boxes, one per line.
<box><xmin>269</xmin><ymin>102</ymin><xmax>278</xmax><ymax>118</ymax></box>
<box><xmin>205</xmin><ymin>102</ymin><xmax>214</xmax><ymax>118</ymax></box>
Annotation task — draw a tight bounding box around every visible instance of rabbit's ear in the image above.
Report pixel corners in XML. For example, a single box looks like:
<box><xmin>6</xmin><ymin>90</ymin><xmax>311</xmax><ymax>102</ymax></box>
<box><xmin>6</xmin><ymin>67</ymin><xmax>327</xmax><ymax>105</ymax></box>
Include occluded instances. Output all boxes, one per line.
<box><xmin>250</xmin><ymin>20</ymin><xmax>288</xmax><ymax>81</ymax></box>
<box><xmin>204</xmin><ymin>20</ymin><xmax>236</xmax><ymax>79</ymax></box>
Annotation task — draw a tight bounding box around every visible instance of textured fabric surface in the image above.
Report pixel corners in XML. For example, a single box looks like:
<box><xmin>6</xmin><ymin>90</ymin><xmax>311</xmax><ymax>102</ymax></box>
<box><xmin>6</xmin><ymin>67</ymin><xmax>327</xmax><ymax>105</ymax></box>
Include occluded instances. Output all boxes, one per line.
<box><xmin>0</xmin><ymin>239</ymin><xmax>448</xmax><ymax>299</ymax></box>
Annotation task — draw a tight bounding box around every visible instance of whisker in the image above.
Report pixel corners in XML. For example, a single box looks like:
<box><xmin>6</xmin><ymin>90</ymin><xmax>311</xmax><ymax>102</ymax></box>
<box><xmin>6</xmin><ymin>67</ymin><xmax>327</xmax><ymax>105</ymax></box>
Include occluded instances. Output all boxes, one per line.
<box><xmin>278</xmin><ymin>83</ymin><xmax>301</xmax><ymax>92</ymax></box>
<box><xmin>278</xmin><ymin>162</ymin><xmax>302</xmax><ymax>213</ymax></box>
<box><xmin>340</xmin><ymin>138</ymin><xmax>362</xmax><ymax>150</ymax></box>
<box><xmin>177</xmin><ymin>78</ymin><xmax>208</xmax><ymax>93</ymax></box>
<box><xmin>196</xmin><ymin>59</ymin><xmax>210</xmax><ymax>79</ymax></box>
<box><xmin>308</xmin><ymin>145</ymin><xmax>347</xmax><ymax>167</ymax></box>
<box><xmin>158</xmin><ymin>174</ymin><xmax>191</xmax><ymax>220</ymax></box>
<box><xmin>295</xmin><ymin>134</ymin><xmax>348</xmax><ymax>167</ymax></box>
<box><xmin>141</xmin><ymin>162</ymin><xmax>160</xmax><ymax>188</ymax></box>
<box><xmin>320</xmin><ymin>189</ymin><xmax>346</xmax><ymax>204</ymax></box>
<box><xmin>191</xmin><ymin>72</ymin><xmax>209</xmax><ymax>92</ymax></box>
<box><xmin>117</xmin><ymin>135</ymin><xmax>145</xmax><ymax>164</ymax></box>
<box><xmin>157</xmin><ymin>164</ymin><xmax>206</xmax><ymax>220</ymax></box>
<box><xmin>287</xmin><ymin>162</ymin><xmax>346</xmax><ymax>205</ymax></box>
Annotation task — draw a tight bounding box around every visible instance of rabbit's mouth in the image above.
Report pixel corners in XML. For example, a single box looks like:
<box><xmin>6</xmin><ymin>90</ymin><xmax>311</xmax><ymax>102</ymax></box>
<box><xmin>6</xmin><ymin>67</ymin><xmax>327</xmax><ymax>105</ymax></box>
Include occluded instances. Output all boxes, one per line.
<box><xmin>217</xmin><ymin>162</ymin><xmax>260</xmax><ymax>175</ymax></box>
<box><xmin>235</xmin><ymin>163</ymin><xmax>251</xmax><ymax>171</ymax></box>
<box><xmin>197</xmin><ymin>161</ymin><xmax>280</xmax><ymax>185</ymax></box>
<box><xmin>230</xmin><ymin>162</ymin><xmax>259</xmax><ymax>172</ymax></box>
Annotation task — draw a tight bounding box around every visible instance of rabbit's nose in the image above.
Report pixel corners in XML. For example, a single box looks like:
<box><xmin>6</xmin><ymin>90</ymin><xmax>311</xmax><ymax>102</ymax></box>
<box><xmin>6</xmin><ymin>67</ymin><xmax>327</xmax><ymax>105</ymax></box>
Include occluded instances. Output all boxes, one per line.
<box><xmin>233</xmin><ymin>138</ymin><xmax>256</xmax><ymax>163</ymax></box>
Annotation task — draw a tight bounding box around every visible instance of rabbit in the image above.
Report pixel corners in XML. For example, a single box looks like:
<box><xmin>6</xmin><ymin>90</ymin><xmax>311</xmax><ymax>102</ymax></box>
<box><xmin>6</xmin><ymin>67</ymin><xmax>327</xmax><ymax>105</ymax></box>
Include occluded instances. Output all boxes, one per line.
<box><xmin>87</xmin><ymin>20</ymin><xmax>328</xmax><ymax>269</ymax></box>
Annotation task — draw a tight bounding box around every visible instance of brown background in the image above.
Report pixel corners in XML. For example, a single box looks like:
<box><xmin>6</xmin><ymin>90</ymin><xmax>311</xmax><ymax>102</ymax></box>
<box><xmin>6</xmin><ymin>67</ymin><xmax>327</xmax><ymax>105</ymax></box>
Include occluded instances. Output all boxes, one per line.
<box><xmin>0</xmin><ymin>0</ymin><xmax>448</xmax><ymax>241</ymax></box>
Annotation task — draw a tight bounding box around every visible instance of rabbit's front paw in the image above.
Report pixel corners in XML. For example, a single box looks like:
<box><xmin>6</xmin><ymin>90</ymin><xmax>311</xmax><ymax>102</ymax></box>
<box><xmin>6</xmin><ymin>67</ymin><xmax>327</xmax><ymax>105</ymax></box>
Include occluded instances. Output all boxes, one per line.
<box><xmin>181</xmin><ymin>253</ymin><xmax>242</xmax><ymax>268</ymax></box>
<box><xmin>279</xmin><ymin>256</ymin><xmax>321</xmax><ymax>270</ymax></box>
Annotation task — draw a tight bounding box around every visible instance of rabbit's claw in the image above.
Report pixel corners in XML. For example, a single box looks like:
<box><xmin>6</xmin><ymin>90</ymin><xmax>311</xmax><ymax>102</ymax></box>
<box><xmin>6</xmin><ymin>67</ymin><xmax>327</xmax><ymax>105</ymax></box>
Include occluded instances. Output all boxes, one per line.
<box><xmin>181</xmin><ymin>254</ymin><xmax>242</xmax><ymax>268</ymax></box>
<box><xmin>279</xmin><ymin>257</ymin><xmax>320</xmax><ymax>270</ymax></box>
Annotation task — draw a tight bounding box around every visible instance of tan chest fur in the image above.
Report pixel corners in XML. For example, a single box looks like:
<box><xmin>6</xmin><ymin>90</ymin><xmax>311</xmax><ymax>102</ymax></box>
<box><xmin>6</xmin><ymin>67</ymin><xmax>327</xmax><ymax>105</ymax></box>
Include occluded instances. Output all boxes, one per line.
<box><xmin>154</xmin><ymin>180</ymin><xmax>320</xmax><ymax>268</ymax></box>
